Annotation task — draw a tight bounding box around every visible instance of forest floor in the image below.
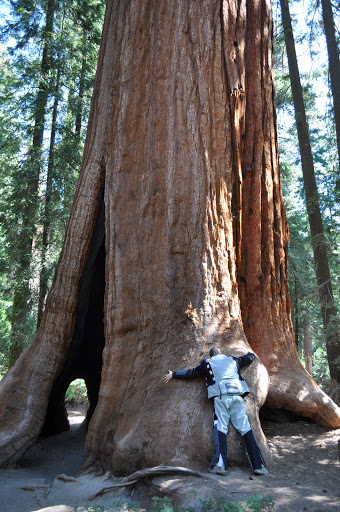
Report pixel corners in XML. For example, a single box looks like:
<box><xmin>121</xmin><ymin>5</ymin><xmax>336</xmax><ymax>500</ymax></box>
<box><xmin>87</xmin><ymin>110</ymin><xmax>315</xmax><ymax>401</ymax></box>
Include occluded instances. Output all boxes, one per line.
<box><xmin>0</xmin><ymin>406</ymin><xmax>340</xmax><ymax>512</ymax></box>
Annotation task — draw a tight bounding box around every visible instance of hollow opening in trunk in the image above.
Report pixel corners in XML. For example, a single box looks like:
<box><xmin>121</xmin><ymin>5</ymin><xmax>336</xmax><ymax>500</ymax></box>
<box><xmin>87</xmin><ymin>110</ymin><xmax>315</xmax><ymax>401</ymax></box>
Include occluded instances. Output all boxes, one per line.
<box><xmin>65</xmin><ymin>379</ymin><xmax>87</xmax><ymax>427</ymax></box>
<box><xmin>41</xmin><ymin>196</ymin><xmax>106</xmax><ymax>436</ymax></box>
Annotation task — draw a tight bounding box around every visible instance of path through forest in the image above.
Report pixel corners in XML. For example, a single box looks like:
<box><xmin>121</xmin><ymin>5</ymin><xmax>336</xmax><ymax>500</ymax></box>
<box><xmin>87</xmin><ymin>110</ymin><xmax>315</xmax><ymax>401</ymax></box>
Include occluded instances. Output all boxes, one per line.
<box><xmin>0</xmin><ymin>406</ymin><xmax>339</xmax><ymax>512</ymax></box>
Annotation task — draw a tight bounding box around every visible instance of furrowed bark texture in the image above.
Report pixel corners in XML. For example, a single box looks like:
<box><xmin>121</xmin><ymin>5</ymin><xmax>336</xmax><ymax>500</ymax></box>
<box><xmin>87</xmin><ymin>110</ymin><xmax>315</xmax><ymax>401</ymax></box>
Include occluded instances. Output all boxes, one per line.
<box><xmin>0</xmin><ymin>0</ymin><xmax>339</xmax><ymax>472</ymax></box>
<box><xmin>241</xmin><ymin>0</ymin><xmax>340</xmax><ymax>426</ymax></box>
<box><xmin>84</xmin><ymin>0</ymin><xmax>271</xmax><ymax>474</ymax></box>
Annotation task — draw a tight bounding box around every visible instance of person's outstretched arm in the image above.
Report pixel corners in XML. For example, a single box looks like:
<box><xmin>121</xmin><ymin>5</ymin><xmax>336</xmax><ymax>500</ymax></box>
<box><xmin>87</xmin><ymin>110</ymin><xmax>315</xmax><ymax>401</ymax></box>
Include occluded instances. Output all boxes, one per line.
<box><xmin>162</xmin><ymin>360</ymin><xmax>207</xmax><ymax>383</ymax></box>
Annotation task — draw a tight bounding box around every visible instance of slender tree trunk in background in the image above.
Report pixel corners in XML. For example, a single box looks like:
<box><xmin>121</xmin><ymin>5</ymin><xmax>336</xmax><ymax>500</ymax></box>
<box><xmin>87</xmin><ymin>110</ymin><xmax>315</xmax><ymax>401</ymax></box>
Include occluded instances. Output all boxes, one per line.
<box><xmin>321</xmin><ymin>0</ymin><xmax>340</xmax><ymax>192</ymax></box>
<box><xmin>8</xmin><ymin>0</ymin><xmax>56</xmax><ymax>367</ymax></box>
<box><xmin>304</xmin><ymin>319</ymin><xmax>313</xmax><ymax>376</ymax></box>
<box><xmin>37</xmin><ymin>65</ymin><xmax>61</xmax><ymax>328</ymax></box>
<box><xmin>37</xmin><ymin>4</ymin><xmax>67</xmax><ymax>327</ymax></box>
<box><xmin>280</xmin><ymin>0</ymin><xmax>340</xmax><ymax>383</ymax></box>
<box><xmin>75</xmin><ymin>51</ymin><xmax>86</xmax><ymax>139</ymax></box>
<box><xmin>1</xmin><ymin>0</ymin><xmax>339</xmax><ymax>471</ymax></box>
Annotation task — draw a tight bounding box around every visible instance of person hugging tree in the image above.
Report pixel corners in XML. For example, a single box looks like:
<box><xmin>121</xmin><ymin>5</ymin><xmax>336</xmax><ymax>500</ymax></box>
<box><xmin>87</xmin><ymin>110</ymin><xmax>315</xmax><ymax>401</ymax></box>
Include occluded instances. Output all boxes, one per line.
<box><xmin>163</xmin><ymin>347</ymin><xmax>268</xmax><ymax>476</ymax></box>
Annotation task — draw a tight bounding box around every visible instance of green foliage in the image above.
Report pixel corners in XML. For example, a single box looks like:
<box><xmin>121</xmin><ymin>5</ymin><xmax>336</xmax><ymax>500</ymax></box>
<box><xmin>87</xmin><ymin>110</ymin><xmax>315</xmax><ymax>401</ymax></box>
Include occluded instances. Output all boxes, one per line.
<box><xmin>150</xmin><ymin>497</ymin><xmax>175</xmax><ymax>512</ymax></box>
<box><xmin>196</xmin><ymin>495</ymin><xmax>274</xmax><ymax>512</ymax></box>
<box><xmin>0</xmin><ymin>0</ymin><xmax>105</xmax><ymax>368</ymax></box>
<box><xmin>111</xmin><ymin>499</ymin><xmax>142</xmax><ymax>511</ymax></box>
<box><xmin>0</xmin><ymin>258</ymin><xmax>12</xmax><ymax>376</ymax></box>
<box><xmin>299</xmin><ymin>345</ymin><xmax>331</xmax><ymax>390</ymax></box>
<box><xmin>72</xmin><ymin>495</ymin><xmax>274</xmax><ymax>512</ymax></box>
<box><xmin>273</xmin><ymin>0</ymin><xmax>340</xmax><ymax>383</ymax></box>
<box><xmin>0</xmin><ymin>301</ymin><xmax>10</xmax><ymax>376</ymax></box>
<box><xmin>65</xmin><ymin>379</ymin><xmax>87</xmax><ymax>404</ymax></box>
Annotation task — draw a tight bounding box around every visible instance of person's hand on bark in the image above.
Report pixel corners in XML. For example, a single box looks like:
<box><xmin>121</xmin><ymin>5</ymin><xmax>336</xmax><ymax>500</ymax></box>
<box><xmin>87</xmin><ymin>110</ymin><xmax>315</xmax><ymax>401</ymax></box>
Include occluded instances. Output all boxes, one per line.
<box><xmin>163</xmin><ymin>370</ymin><xmax>173</xmax><ymax>383</ymax></box>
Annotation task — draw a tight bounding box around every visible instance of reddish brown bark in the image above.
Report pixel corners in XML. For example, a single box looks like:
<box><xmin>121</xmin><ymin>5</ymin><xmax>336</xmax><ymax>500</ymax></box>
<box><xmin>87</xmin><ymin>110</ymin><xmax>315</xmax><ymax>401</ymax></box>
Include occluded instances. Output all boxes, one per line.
<box><xmin>0</xmin><ymin>0</ymin><xmax>339</xmax><ymax>473</ymax></box>
<box><xmin>240</xmin><ymin>0</ymin><xmax>339</xmax><ymax>427</ymax></box>
<box><xmin>304</xmin><ymin>321</ymin><xmax>313</xmax><ymax>376</ymax></box>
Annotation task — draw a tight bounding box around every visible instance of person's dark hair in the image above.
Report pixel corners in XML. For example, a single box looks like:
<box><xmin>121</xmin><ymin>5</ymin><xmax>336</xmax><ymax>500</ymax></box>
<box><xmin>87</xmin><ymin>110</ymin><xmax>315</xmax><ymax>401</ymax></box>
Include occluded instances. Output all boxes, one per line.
<box><xmin>209</xmin><ymin>347</ymin><xmax>221</xmax><ymax>357</ymax></box>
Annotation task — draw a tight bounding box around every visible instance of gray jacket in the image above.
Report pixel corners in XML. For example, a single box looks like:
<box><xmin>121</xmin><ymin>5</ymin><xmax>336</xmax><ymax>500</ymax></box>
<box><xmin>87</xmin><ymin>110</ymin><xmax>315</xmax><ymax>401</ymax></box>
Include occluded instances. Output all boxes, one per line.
<box><xmin>172</xmin><ymin>352</ymin><xmax>255</xmax><ymax>398</ymax></box>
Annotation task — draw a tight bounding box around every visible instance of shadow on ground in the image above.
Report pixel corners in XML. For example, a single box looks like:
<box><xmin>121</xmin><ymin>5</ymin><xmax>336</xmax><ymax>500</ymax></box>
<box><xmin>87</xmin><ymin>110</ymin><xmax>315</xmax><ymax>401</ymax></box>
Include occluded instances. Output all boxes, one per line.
<box><xmin>0</xmin><ymin>407</ymin><xmax>339</xmax><ymax>512</ymax></box>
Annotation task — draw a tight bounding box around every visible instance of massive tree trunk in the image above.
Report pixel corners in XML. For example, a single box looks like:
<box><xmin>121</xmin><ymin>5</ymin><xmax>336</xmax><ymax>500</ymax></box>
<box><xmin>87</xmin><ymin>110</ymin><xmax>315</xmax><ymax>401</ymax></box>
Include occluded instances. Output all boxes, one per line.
<box><xmin>280</xmin><ymin>0</ymin><xmax>340</xmax><ymax>384</ymax></box>
<box><xmin>1</xmin><ymin>0</ymin><xmax>339</xmax><ymax>473</ymax></box>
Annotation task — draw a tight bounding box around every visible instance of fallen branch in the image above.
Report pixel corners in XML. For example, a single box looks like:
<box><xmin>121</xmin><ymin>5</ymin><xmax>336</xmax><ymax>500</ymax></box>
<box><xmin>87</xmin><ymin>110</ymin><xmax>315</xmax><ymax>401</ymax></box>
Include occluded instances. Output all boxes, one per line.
<box><xmin>89</xmin><ymin>464</ymin><xmax>214</xmax><ymax>500</ymax></box>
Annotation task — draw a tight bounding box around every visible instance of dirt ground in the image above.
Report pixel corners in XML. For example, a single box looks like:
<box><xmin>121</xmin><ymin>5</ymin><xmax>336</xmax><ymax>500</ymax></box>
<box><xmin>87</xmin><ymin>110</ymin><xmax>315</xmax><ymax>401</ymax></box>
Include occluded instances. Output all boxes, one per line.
<box><xmin>0</xmin><ymin>406</ymin><xmax>339</xmax><ymax>512</ymax></box>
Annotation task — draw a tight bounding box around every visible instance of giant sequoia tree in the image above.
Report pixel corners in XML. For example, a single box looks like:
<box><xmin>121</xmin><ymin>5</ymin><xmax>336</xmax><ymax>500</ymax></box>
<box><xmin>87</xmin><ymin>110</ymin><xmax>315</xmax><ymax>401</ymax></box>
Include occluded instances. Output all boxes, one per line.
<box><xmin>1</xmin><ymin>0</ymin><xmax>340</xmax><ymax>473</ymax></box>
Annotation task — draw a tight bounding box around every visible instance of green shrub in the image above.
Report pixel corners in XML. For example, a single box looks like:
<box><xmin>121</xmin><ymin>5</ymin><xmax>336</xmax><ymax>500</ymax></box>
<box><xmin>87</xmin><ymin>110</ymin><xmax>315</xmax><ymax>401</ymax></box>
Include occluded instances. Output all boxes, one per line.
<box><xmin>72</xmin><ymin>494</ymin><xmax>274</xmax><ymax>512</ymax></box>
<box><xmin>111</xmin><ymin>499</ymin><xmax>142</xmax><ymax>511</ymax></box>
<box><xmin>198</xmin><ymin>495</ymin><xmax>274</xmax><ymax>512</ymax></box>
<box><xmin>150</xmin><ymin>497</ymin><xmax>174</xmax><ymax>512</ymax></box>
<box><xmin>65</xmin><ymin>379</ymin><xmax>87</xmax><ymax>404</ymax></box>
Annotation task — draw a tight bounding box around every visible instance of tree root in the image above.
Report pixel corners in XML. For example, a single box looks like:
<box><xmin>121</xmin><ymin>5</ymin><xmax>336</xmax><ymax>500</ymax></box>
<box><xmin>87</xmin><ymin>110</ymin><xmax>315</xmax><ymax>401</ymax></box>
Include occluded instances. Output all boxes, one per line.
<box><xmin>89</xmin><ymin>464</ymin><xmax>215</xmax><ymax>500</ymax></box>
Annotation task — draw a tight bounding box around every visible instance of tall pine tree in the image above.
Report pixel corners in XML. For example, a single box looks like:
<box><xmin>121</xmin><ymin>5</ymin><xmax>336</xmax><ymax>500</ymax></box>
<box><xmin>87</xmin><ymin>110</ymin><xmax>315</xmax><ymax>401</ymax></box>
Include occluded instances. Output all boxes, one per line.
<box><xmin>279</xmin><ymin>0</ymin><xmax>340</xmax><ymax>382</ymax></box>
<box><xmin>8</xmin><ymin>0</ymin><xmax>56</xmax><ymax>367</ymax></box>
